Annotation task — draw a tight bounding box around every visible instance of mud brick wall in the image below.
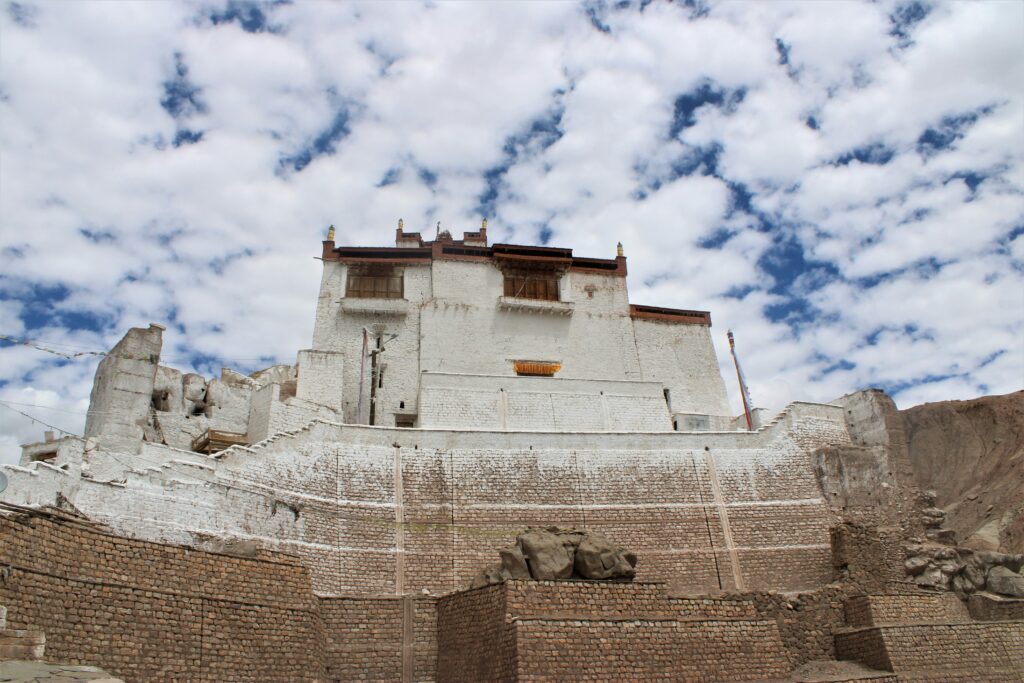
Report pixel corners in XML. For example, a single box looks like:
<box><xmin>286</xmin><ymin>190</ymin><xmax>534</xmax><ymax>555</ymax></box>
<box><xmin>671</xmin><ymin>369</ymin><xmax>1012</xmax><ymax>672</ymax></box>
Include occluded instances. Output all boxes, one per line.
<box><xmin>318</xmin><ymin>595</ymin><xmax>437</xmax><ymax>683</ymax></box>
<box><xmin>0</xmin><ymin>509</ymin><xmax>322</xmax><ymax>682</ymax></box>
<box><xmin>830</xmin><ymin>523</ymin><xmax>905</xmax><ymax>593</ymax></box>
<box><xmin>876</xmin><ymin>622</ymin><xmax>1024</xmax><ymax>678</ymax></box>
<box><xmin>436</xmin><ymin>584</ymin><xmax>515</xmax><ymax>683</ymax></box>
<box><xmin>437</xmin><ymin>581</ymin><xmax>794</xmax><ymax>682</ymax></box>
<box><xmin>514</xmin><ymin>619</ymin><xmax>791</xmax><ymax>681</ymax></box>
<box><xmin>837</xmin><ymin>622</ymin><xmax>1024</xmax><ymax>681</ymax></box>
<box><xmin>967</xmin><ymin>592</ymin><xmax>1024</xmax><ymax>622</ymax></box>
<box><xmin>834</xmin><ymin>627</ymin><xmax>892</xmax><ymax>673</ymax></box>
<box><xmin>845</xmin><ymin>593</ymin><xmax>968</xmax><ymax>627</ymax></box>
<box><xmin>503</xmin><ymin>580</ymin><xmax>756</xmax><ymax>621</ymax></box>
<box><xmin>719</xmin><ymin>585</ymin><xmax>855</xmax><ymax>669</ymax></box>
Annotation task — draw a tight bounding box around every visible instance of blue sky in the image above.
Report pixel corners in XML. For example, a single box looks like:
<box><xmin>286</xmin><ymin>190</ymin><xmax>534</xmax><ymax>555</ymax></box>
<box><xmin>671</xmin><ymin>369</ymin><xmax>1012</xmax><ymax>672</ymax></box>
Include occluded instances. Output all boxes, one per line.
<box><xmin>1</xmin><ymin>0</ymin><xmax>1022</xmax><ymax>462</ymax></box>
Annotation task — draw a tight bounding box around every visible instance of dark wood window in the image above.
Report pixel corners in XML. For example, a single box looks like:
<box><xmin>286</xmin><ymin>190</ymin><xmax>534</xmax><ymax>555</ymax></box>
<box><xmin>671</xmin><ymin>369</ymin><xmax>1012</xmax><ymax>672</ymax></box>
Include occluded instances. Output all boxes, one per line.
<box><xmin>503</xmin><ymin>272</ymin><xmax>559</xmax><ymax>301</ymax></box>
<box><xmin>346</xmin><ymin>267</ymin><xmax>403</xmax><ymax>299</ymax></box>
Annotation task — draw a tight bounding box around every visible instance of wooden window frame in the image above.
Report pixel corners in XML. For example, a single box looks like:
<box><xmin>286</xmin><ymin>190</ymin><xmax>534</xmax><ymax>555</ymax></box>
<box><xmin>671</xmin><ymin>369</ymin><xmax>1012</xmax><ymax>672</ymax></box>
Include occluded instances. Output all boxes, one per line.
<box><xmin>346</xmin><ymin>266</ymin><xmax>404</xmax><ymax>299</ymax></box>
<box><xmin>503</xmin><ymin>271</ymin><xmax>560</xmax><ymax>302</ymax></box>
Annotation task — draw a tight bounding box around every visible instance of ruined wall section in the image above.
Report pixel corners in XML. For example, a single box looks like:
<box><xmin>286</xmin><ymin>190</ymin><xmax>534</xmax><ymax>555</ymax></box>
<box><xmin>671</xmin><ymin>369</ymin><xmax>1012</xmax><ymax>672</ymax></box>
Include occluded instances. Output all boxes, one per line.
<box><xmin>0</xmin><ymin>507</ymin><xmax>323</xmax><ymax>682</ymax></box>
<box><xmin>246</xmin><ymin>383</ymin><xmax>341</xmax><ymax>443</ymax></box>
<box><xmin>83</xmin><ymin>324</ymin><xmax>163</xmax><ymax>454</ymax></box>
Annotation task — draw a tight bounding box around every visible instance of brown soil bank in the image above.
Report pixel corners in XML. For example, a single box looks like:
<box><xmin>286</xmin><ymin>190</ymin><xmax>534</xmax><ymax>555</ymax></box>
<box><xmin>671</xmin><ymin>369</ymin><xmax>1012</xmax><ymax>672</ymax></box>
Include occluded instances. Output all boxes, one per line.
<box><xmin>901</xmin><ymin>390</ymin><xmax>1024</xmax><ymax>552</ymax></box>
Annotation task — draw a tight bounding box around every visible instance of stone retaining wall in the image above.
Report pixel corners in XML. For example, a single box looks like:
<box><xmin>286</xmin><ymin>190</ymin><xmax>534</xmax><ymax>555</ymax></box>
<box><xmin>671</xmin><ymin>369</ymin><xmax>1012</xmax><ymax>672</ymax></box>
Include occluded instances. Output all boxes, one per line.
<box><xmin>0</xmin><ymin>508</ymin><xmax>323</xmax><ymax>682</ymax></box>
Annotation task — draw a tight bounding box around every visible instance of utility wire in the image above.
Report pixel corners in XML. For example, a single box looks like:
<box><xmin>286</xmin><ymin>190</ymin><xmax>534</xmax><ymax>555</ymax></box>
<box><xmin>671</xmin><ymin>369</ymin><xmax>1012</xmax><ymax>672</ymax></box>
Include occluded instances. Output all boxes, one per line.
<box><xmin>0</xmin><ymin>400</ymin><xmax>88</xmax><ymax>415</ymax></box>
<box><xmin>0</xmin><ymin>333</ymin><xmax>291</xmax><ymax>365</ymax></box>
<box><xmin>0</xmin><ymin>400</ymin><xmax>81</xmax><ymax>438</ymax></box>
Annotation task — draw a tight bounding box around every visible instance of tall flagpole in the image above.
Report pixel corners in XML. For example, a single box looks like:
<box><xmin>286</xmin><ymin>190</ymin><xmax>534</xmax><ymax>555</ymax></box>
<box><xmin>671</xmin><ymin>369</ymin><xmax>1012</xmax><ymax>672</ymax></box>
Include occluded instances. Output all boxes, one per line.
<box><xmin>727</xmin><ymin>330</ymin><xmax>754</xmax><ymax>431</ymax></box>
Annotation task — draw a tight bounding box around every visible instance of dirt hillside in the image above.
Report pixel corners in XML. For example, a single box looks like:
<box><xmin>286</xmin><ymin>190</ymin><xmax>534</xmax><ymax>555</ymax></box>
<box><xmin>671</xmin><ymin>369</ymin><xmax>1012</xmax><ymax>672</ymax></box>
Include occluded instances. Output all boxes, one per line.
<box><xmin>900</xmin><ymin>390</ymin><xmax>1024</xmax><ymax>552</ymax></box>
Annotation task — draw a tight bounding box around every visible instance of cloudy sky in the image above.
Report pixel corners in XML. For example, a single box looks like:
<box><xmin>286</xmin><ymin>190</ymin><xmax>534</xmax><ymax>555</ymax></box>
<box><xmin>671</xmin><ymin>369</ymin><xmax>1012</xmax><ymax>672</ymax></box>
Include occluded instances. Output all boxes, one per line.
<box><xmin>1</xmin><ymin>0</ymin><xmax>1022</xmax><ymax>462</ymax></box>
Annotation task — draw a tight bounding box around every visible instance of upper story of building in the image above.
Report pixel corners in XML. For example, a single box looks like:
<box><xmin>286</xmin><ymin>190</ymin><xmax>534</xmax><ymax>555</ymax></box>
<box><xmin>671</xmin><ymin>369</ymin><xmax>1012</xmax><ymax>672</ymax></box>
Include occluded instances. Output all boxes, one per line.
<box><xmin>304</xmin><ymin>221</ymin><xmax>733</xmax><ymax>432</ymax></box>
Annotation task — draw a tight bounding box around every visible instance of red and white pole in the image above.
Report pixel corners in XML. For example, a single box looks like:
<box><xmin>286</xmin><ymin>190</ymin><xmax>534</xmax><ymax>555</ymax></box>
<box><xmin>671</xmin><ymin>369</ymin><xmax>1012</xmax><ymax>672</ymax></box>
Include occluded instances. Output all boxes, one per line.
<box><xmin>728</xmin><ymin>330</ymin><xmax>754</xmax><ymax>431</ymax></box>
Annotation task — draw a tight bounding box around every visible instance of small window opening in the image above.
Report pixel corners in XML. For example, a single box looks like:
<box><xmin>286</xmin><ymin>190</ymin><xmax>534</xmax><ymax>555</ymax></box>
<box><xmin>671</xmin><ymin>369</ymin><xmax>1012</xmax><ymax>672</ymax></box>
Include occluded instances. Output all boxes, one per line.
<box><xmin>399</xmin><ymin>401</ymin><xmax>405</xmax><ymax>409</ymax></box>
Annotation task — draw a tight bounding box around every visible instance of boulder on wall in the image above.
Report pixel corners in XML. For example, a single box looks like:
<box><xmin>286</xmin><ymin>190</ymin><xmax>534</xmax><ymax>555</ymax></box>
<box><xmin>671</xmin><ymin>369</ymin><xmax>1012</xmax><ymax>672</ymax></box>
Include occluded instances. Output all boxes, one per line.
<box><xmin>470</xmin><ymin>527</ymin><xmax>637</xmax><ymax>588</ymax></box>
<box><xmin>986</xmin><ymin>566</ymin><xmax>1024</xmax><ymax>598</ymax></box>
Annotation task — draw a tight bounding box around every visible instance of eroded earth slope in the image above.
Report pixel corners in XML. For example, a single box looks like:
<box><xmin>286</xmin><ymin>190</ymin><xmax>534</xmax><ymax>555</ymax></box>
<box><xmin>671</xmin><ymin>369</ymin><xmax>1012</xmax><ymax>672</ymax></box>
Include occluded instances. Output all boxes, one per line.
<box><xmin>901</xmin><ymin>390</ymin><xmax>1024</xmax><ymax>552</ymax></box>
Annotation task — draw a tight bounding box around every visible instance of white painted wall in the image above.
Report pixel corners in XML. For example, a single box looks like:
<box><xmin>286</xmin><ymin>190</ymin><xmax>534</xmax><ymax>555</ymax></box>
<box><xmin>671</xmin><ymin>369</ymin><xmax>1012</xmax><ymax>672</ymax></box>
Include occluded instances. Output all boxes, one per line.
<box><xmin>301</xmin><ymin>255</ymin><xmax>732</xmax><ymax>429</ymax></box>
<box><xmin>633</xmin><ymin>318</ymin><xmax>731</xmax><ymax>416</ymax></box>
<box><xmin>418</xmin><ymin>372</ymin><xmax>672</xmax><ymax>431</ymax></box>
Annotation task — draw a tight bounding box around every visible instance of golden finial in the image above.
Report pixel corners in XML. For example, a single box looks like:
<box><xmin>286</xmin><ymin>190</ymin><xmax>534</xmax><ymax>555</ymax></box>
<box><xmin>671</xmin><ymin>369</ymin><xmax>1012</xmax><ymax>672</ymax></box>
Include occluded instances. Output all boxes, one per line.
<box><xmin>481</xmin><ymin>218</ymin><xmax>488</xmax><ymax>231</ymax></box>
<box><xmin>398</xmin><ymin>218</ymin><xmax>404</xmax><ymax>231</ymax></box>
<box><xmin>327</xmin><ymin>225</ymin><xmax>335</xmax><ymax>241</ymax></box>
<box><xmin>616</xmin><ymin>241</ymin><xmax>624</xmax><ymax>257</ymax></box>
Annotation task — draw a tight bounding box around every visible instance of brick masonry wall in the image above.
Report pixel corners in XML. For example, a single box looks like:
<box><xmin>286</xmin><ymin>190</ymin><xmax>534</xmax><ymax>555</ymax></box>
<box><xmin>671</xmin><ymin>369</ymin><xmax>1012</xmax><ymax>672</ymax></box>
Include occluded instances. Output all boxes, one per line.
<box><xmin>0</xmin><ymin>508</ymin><xmax>323</xmax><ymax>682</ymax></box>
<box><xmin>967</xmin><ymin>592</ymin><xmax>1024</xmax><ymax>621</ymax></box>
<box><xmin>319</xmin><ymin>595</ymin><xmax>437</xmax><ymax>683</ymax></box>
<box><xmin>838</xmin><ymin>622</ymin><xmax>1024</xmax><ymax>682</ymax></box>
<box><xmin>2</xmin><ymin>402</ymin><xmax>853</xmax><ymax>599</ymax></box>
<box><xmin>845</xmin><ymin>593</ymin><xmax>969</xmax><ymax>627</ymax></box>
<box><xmin>437</xmin><ymin>581</ymin><xmax>793</xmax><ymax>683</ymax></box>
<box><xmin>503</xmin><ymin>580</ymin><xmax>756</xmax><ymax>621</ymax></box>
<box><xmin>880</xmin><ymin>622</ymin><xmax>1024</xmax><ymax>677</ymax></box>
<box><xmin>514</xmin><ymin>619</ymin><xmax>790</xmax><ymax>682</ymax></box>
<box><xmin>436</xmin><ymin>584</ymin><xmax>515</xmax><ymax>683</ymax></box>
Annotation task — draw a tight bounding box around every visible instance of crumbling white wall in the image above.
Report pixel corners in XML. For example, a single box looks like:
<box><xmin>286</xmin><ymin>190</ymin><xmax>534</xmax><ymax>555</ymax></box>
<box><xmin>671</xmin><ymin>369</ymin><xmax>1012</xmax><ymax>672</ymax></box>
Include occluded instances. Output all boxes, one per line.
<box><xmin>84</xmin><ymin>324</ymin><xmax>164</xmax><ymax>453</ymax></box>
<box><xmin>246</xmin><ymin>382</ymin><xmax>341</xmax><ymax>443</ymax></box>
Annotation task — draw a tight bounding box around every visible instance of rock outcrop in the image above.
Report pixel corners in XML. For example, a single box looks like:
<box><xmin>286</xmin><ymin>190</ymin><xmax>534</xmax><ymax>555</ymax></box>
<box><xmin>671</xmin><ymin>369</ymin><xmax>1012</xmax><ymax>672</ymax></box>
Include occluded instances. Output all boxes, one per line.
<box><xmin>903</xmin><ymin>544</ymin><xmax>1024</xmax><ymax>597</ymax></box>
<box><xmin>471</xmin><ymin>527</ymin><xmax>637</xmax><ymax>588</ymax></box>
